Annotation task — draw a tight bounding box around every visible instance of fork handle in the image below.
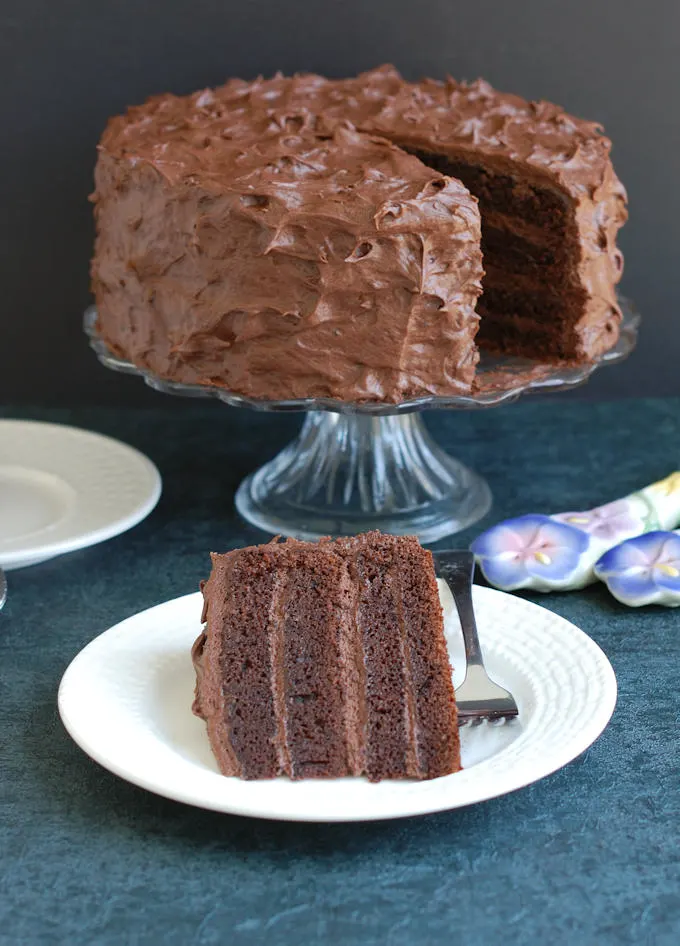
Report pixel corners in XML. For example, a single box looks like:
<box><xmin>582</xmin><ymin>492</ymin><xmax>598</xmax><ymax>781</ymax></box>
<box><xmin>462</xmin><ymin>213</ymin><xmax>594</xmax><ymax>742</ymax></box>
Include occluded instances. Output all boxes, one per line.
<box><xmin>434</xmin><ymin>552</ymin><xmax>484</xmax><ymax>668</ymax></box>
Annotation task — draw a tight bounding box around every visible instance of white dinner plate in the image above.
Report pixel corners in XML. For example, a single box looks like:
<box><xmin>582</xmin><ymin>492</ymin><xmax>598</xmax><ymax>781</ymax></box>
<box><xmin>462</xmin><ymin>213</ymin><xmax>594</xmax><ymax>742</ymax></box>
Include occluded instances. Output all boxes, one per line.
<box><xmin>58</xmin><ymin>582</ymin><xmax>617</xmax><ymax>821</ymax></box>
<box><xmin>0</xmin><ymin>420</ymin><xmax>161</xmax><ymax>570</ymax></box>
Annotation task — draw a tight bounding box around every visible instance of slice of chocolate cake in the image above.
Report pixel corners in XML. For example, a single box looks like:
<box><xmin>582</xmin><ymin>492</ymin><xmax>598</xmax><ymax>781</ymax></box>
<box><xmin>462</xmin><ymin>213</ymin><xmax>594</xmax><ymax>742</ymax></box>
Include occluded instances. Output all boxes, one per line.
<box><xmin>192</xmin><ymin>532</ymin><xmax>460</xmax><ymax>781</ymax></box>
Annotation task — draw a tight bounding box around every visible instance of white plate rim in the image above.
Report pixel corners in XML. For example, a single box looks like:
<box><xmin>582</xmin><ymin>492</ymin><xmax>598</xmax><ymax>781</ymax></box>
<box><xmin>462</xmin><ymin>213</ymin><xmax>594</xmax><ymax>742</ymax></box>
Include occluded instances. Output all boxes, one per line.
<box><xmin>58</xmin><ymin>586</ymin><xmax>617</xmax><ymax>822</ymax></box>
<box><xmin>0</xmin><ymin>419</ymin><xmax>162</xmax><ymax>568</ymax></box>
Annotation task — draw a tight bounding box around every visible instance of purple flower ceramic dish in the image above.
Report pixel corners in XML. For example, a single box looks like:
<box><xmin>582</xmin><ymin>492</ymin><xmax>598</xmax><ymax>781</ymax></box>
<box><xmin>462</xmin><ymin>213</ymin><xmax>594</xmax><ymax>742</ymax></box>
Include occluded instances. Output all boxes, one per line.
<box><xmin>553</xmin><ymin>499</ymin><xmax>644</xmax><ymax>543</ymax></box>
<box><xmin>594</xmin><ymin>531</ymin><xmax>680</xmax><ymax>607</ymax></box>
<box><xmin>471</xmin><ymin>472</ymin><xmax>680</xmax><ymax>596</ymax></box>
<box><xmin>471</xmin><ymin>514</ymin><xmax>589</xmax><ymax>591</ymax></box>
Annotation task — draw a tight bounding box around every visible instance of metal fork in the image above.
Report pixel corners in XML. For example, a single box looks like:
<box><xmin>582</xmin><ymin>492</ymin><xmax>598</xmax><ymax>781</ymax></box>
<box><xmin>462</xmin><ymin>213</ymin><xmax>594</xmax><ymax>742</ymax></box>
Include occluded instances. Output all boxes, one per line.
<box><xmin>433</xmin><ymin>550</ymin><xmax>519</xmax><ymax>725</ymax></box>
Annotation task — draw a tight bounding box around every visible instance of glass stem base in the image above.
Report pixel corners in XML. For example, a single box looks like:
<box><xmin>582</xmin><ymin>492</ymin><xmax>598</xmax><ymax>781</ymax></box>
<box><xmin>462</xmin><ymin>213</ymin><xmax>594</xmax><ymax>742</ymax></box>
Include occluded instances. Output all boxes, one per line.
<box><xmin>235</xmin><ymin>412</ymin><xmax>491</xmax><ymax>544</ymax></box>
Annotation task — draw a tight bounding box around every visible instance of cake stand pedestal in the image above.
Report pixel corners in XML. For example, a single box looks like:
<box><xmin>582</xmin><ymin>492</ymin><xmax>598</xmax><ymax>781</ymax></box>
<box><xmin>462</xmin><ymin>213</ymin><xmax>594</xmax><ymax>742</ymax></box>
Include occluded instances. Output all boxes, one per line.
<box><xmin>85</xmin><ymin>300</ymin><xmax>639</xmax><ymax>543</ymax></box>
<box><xmin>236</xmin><ymin>411</ymin><xmax>491</xmax><ymax>542</ymax></box>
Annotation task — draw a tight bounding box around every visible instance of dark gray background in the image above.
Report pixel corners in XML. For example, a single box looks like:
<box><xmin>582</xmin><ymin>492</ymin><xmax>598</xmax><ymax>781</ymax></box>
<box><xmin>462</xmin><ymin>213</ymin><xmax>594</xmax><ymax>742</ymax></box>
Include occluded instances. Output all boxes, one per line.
<box><xmin>2</xmin><ymin>0</ymin><xmax>678</xmax><ymax>406</ymax></box>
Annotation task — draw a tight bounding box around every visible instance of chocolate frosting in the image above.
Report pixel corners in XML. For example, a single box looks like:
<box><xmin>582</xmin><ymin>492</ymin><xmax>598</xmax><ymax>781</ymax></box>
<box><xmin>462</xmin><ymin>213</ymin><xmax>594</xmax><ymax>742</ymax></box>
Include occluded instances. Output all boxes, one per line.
<box><xmin>92</xmin><ymin>65</ymin><xmax>627</xmax><ymax>401</ymax></box>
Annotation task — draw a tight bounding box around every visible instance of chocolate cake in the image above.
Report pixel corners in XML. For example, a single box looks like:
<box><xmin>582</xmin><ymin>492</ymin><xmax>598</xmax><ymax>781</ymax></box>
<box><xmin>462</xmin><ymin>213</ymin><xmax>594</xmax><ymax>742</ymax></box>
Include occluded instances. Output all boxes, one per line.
<box><xmin>192</xmin><ymin>532</ymin><xmax>460</xmax><ymax>781</ymax></box>
<box><xmin>92</xmin><ymin>65</ymin><xmax>627</xmax><ymax>402</ymax></box>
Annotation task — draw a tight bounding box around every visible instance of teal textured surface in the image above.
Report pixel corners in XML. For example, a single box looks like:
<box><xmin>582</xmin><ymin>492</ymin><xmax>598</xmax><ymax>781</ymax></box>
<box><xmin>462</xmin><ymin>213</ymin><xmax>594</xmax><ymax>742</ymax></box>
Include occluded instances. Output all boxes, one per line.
<box><xmin>1</xmin><ymin>398</ymin><xmax>679</xmax><ymax>945</ymax></box>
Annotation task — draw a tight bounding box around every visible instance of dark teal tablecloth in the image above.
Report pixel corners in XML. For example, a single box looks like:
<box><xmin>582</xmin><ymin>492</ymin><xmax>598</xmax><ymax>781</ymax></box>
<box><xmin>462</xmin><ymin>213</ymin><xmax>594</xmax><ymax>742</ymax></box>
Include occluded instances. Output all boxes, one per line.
<box><xmin>1</xmin><ymin>398</ymin><xmax>679</xmax><ymax>945</ymax></box>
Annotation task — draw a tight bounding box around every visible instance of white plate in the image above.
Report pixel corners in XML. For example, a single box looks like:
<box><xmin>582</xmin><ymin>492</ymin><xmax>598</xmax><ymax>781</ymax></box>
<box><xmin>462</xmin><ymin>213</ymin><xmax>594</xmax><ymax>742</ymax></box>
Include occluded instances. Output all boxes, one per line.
<box><xmin>58</xmin><ymin>582</ymin><xmax>616</xmax><ymax>821</ymax></box>
<box><xmin>0</xmin><ymin>420</ymin><xmax>161</xmax><ymax>569</ymax></box>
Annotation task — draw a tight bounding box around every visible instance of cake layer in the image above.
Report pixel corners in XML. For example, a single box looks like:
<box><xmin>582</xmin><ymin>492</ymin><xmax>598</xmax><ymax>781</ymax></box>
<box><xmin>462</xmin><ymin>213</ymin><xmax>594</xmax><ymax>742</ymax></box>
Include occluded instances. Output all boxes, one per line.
<box><xmin>269</xmin><ymin>546</ymin><xmax>352</xmax><ymax>779</ymax></box>
<box><xmin>481</xmin><ymin>226</ymin><xmax>569</xmax><ymax>278</ymax></box>
<box><xmin>194</xmin><ymin>534</ymin><xmax>460</xmax><ymax>781</ymax></box>
<box><xmin>354</xmin><ymin>535</ymin><xmax>461</xmax><ymax>777</ymax></box>
<box><xmin>476</xmin><ymin>312</ymin><xmax>580</xmax><ymax>360</ymax></box>
<box><xmin>193</xmin><ymin>551</ymin><xmax>279</xmax><ymax>778</ymax></box>
<box><xmin>478</xmin><ymin>211</ymin><xmax>568</xmax><ymax>250</ymax></box>
<box><xmin>477</xmin><ymin>286</ymin><xmax>591</xmax><ymax>329</ymax></box>
<box><xmin>476</xmin><ymin>301</ymin><xmax>618</xmax><ymax>360</ymax></box>
<box><xmin>335</xmin><ymin>533</ymin><xmax>460</xmax><ymax>780</ymax></box>
<box><xmin>345</xmin><ymin>541</ymin><xmax>417</xmax><ymax>779</ymax></box>
<box><xmin>480</xmin><ymin>267</ymin><xmax>588</xmax><ymax>301</ymax></box>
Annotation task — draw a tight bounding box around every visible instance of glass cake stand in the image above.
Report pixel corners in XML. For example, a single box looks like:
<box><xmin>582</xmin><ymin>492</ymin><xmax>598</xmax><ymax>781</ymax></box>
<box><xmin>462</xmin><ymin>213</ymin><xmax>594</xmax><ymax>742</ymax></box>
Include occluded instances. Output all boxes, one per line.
<box><xmin>84</xmin><ymin>300</ymin><xmax>639</xmax><ymax>543</ymax></box>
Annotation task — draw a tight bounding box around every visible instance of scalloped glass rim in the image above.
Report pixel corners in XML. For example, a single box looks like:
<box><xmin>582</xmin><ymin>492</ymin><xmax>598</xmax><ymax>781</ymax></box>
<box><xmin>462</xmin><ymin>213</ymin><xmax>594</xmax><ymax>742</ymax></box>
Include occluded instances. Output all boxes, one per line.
<box><xmin>84</xmin><ymin>296</ymin><xmax>639</xmax><ymax>416</ymax></box>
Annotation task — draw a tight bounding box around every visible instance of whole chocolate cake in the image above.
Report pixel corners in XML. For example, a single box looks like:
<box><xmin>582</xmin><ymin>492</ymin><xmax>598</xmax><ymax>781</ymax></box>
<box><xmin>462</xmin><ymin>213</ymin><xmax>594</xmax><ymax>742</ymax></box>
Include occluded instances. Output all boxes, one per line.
<box><xmin>192</xmin><ymin>533</ymin><xmax>460</xmax><ymax>781</ymax></box>
<box><xmin>92</xmin><ymin>65</ymin><xmax>627</xmax><ymax>403</ymax></box>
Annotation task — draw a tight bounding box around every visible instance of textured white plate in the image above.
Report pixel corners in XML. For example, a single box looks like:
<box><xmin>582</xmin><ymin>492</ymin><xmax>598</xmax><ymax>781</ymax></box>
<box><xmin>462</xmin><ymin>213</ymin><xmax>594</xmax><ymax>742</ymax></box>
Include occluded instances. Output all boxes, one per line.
<box><xmin>0</xmin><ymin>420</ymin><xmax>161</xmax><ymax>569</ymax></box>
<box><xmin>58</xmin><ymin>582</ymin><xmax>616</xmax><ymax>821</ymax></box>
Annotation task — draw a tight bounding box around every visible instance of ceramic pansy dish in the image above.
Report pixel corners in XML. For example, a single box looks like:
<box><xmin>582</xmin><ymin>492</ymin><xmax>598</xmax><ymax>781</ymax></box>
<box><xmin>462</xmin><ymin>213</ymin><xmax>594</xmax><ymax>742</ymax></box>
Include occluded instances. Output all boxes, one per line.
<box><xmin>471</xmin><ymin>472</ymin><xmax>680</xmax><ymax>606</ymax></box>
